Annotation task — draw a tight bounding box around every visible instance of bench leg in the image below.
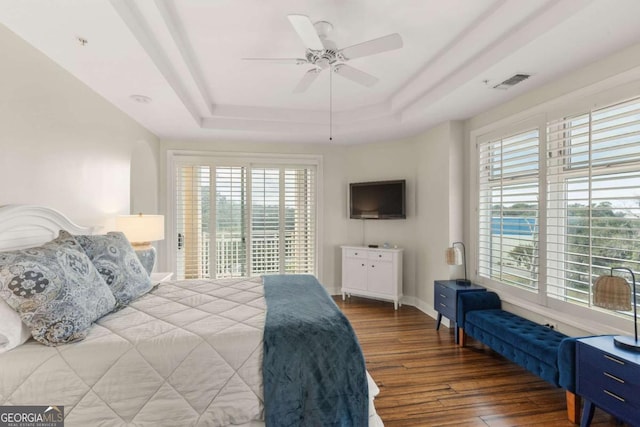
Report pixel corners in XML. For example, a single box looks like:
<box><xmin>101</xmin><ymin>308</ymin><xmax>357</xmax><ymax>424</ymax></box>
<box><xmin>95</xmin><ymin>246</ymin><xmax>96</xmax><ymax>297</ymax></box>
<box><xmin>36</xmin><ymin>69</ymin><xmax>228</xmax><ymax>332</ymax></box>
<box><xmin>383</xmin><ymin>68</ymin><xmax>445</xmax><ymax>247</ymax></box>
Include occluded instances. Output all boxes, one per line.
<box><xmin>458</xmin><ymin>327</ymin><xmax>466</xmax><ymax>347</ymax></box>
<box><xmin>566</xmin><ymin>390</ymin><xmax>581</xmax><ymax>424</ymax></box>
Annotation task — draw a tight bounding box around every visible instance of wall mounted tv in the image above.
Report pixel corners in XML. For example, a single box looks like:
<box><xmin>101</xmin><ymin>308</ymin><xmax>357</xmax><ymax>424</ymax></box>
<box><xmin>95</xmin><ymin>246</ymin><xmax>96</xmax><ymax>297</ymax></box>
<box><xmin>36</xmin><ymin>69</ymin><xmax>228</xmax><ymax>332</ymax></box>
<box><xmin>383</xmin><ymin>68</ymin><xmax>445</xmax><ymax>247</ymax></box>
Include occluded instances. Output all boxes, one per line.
<box><xmin>349</xmin><ymin>180</ymin><xmax>406</xmax><ymax>219</ymax></box>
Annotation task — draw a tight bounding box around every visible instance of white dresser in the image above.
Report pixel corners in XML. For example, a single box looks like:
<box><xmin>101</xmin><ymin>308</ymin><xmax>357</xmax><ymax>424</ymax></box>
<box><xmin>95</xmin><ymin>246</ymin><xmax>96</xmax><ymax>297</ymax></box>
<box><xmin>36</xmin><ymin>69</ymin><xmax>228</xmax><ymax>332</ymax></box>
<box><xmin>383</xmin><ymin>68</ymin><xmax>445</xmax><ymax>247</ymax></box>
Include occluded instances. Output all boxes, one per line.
<box><xmin>341</xmin><ymin>246</ymin><xmax>403</xmax><ymax>309</ymax></box>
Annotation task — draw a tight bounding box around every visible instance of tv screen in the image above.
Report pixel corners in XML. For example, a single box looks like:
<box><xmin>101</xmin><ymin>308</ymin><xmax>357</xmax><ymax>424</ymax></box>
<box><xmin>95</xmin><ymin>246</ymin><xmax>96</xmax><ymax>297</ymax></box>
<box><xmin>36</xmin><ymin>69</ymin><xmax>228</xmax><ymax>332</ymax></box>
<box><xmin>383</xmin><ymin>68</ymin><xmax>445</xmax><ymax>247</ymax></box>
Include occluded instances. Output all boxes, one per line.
<box><xmin>350</xmin><ymin>180</ymin><xmax>406</xmax><ymax>219</ymax></box>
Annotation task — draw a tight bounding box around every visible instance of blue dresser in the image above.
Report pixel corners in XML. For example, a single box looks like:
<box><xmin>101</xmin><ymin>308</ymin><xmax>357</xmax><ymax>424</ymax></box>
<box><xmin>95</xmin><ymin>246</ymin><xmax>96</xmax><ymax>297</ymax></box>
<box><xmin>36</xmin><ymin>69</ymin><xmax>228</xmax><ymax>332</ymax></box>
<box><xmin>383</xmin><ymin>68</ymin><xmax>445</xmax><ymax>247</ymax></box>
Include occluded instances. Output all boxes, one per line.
<box><xmin>434</xmin><ymin>280</ymin><xmax>485</xmax><ymax>344</ymax></box>
<box><xmin>576</xmin><ymin>336</ymin><xmax>640</xmax><ymax>426</ymax></box>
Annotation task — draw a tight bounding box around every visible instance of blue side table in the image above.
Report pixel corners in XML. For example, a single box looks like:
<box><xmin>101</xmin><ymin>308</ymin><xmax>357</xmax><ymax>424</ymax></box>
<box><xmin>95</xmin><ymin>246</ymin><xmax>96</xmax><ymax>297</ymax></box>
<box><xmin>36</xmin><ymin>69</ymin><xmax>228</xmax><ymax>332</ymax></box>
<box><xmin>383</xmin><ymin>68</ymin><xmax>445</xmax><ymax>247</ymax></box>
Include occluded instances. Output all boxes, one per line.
<box><xmin>576</xmin><ymin>336</ymin><xmax>640</xmax><ymax>426</ymax></box>
<box><xmin>434</xmin><ymin>280</ymin><xmax>486</xmax><ymax>344</ymax></box>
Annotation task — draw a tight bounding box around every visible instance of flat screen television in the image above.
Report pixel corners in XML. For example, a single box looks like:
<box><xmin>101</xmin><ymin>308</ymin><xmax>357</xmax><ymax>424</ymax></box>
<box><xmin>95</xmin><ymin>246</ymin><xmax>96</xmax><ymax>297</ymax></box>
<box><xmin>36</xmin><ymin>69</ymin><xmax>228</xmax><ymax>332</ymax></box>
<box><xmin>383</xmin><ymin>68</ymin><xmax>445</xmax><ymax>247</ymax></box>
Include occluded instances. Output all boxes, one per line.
<box><xmin>349</xmin><ymin>180</ymin><xmax>406</xmax><ymax>219</ymax></box>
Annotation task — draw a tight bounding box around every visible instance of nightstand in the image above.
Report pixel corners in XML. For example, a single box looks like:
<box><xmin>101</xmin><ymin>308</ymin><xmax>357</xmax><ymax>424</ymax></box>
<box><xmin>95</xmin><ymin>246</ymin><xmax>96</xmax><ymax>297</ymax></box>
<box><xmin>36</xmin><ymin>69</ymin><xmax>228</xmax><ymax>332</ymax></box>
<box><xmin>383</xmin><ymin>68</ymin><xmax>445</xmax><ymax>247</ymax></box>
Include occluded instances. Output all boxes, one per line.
<box><xmin>576</xmin><ymin>336</ymin><xmax>640</xmax><ymax>426</ymax></box>
<box><xmin>434</xmin><ymin>280</ymin><xmax>486</xmax><ymax>344</ymax></box>
<box><xmin>150</xmin><ymin>272</ymin><xmax>174</xmax><ymax>283</ymax></box>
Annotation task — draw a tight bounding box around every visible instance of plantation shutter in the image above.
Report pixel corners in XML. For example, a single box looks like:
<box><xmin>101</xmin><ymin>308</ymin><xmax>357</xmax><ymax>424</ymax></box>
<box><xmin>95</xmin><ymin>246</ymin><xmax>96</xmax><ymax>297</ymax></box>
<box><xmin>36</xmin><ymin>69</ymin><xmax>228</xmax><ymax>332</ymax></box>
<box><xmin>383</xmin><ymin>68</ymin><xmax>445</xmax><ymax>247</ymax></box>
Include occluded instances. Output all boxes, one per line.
<box><xmin>215</xmin><ymin>166</ymin><xmax>248</xmax><ymax>278</ymax></box>
<box><xmin>284</xmin><ymin>167</ymin><xmax>316</xmax><ymax>273</ymax></box>
<box><xmin>546</xmin><ymin>97</ymin><xmax>640</xmax><ymax>305</ymax></box>
<box><xmin>251</xmin><ymin>168</ymin><xmax>282</xmax><ymax>275</ymax></box>
<box><xmin>175</xmin><ymin>165</ymin><xmax>211</xmax><ymax>280</ymax></box>
<box><xmin>478</xmin><ymin>129</ymin><xmax>540</xmax><ymax>290</ymax></box>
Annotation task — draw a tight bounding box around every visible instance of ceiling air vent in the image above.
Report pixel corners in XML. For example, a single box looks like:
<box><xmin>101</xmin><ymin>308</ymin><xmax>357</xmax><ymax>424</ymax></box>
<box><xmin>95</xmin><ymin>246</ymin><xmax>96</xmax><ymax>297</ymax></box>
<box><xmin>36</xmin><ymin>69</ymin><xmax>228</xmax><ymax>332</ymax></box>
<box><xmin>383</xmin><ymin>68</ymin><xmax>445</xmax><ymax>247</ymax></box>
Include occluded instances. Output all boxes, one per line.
<box><xmin>493</xmin><ymin>73</ymin><xmax>531</xmax><ymax>90</ymax></box>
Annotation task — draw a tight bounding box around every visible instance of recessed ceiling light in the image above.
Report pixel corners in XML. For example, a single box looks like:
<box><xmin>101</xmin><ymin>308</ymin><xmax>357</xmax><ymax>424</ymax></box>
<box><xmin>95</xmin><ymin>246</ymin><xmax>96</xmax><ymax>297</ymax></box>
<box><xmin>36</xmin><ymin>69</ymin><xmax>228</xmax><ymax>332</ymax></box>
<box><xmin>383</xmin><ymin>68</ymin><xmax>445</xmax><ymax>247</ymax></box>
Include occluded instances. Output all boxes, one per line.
<box><xmin>130</xmin><ymin>94</ymin><xmax>152</xmax><ymax>104</ymax></box>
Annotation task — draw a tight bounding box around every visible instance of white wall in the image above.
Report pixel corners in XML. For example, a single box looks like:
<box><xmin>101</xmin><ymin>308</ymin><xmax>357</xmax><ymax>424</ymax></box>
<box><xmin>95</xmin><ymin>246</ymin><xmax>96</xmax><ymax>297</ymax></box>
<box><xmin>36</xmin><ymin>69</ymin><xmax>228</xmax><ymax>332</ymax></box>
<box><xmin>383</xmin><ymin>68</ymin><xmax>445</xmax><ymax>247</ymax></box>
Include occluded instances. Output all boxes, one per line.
<box><xmin>413</xmin><ymin>122</ymin><xmax>465</xmax><ymax>315</ymax></box>
<box><xmin>342</xmin><ymin>137</ymin><xmax>419</xmax><ymax>298</ymax></box>
<box><xmin>0</xmin><ymin>24</ymin><xmax>159</xmax><ymax>229</ymax></box>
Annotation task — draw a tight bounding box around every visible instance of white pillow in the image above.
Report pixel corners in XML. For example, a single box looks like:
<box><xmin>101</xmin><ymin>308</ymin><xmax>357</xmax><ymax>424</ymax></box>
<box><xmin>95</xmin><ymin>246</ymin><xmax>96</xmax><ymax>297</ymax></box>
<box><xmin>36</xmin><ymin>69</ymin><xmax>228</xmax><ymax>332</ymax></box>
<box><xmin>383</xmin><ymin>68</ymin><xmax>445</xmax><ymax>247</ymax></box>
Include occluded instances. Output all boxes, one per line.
<box><xmin>0</xmin><ymin>297</ymin><xmax>31</xmax><ymax>353</ymax></box>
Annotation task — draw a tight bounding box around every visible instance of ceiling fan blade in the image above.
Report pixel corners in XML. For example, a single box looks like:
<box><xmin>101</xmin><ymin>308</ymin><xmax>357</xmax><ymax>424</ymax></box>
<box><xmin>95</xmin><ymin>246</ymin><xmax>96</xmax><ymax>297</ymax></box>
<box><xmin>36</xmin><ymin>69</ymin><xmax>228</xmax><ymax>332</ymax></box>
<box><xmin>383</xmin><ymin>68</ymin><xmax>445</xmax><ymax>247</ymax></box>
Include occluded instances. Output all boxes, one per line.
<box><xmin>293</xmin><ymin>68</ymin><xmax>322</xmax><ymax>93</ymax></box>
<box><xmin>334</xmin><ymin>64</ymin><xmax>378</xmax><ymax>87</ymax></box>
<box><xmin>339</xmin><ymin>33</ymin><xmax>403</xmax><ymax>60</ymax></box>
<box><xmin>288</xmin><ymin>14</ymin><xmax>325</xmax><ymax>51</ymax></box>
<box><xmin>242</xmin><ymin>58</ymin><xmax>308</xmax><ymax>65</ymax></box>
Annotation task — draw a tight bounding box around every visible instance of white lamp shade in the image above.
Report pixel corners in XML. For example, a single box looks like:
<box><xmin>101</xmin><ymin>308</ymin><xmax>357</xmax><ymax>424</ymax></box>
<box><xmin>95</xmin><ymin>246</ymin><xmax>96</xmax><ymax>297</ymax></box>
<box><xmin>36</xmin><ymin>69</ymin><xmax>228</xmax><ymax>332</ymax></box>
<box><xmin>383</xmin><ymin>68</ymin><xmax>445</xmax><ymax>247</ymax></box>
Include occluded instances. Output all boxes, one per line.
<box><xmin>116</xmin><ymin>214</ymin><xmax>165</xmax><ymax>244</ymax></box>
<box><xmin>445</xmin><ymin>246</ymin><xmax>463</xmax><ymax>266</ymax></box>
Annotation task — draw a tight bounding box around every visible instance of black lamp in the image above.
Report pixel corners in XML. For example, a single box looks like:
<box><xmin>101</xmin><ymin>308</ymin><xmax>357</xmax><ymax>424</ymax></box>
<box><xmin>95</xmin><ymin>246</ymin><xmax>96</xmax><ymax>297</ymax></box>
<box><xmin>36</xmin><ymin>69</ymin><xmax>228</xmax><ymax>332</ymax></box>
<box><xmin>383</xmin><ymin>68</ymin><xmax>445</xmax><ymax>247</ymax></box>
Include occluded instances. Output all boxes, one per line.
<box><xmin>446</xmin><ymin>241</ymin><xmax>470</xmax><ymax>285</ymax></box>
<box><xmin>593</xmin><ymin>267</ymin><xmax>639</xmax><ymax>352</ymax></box>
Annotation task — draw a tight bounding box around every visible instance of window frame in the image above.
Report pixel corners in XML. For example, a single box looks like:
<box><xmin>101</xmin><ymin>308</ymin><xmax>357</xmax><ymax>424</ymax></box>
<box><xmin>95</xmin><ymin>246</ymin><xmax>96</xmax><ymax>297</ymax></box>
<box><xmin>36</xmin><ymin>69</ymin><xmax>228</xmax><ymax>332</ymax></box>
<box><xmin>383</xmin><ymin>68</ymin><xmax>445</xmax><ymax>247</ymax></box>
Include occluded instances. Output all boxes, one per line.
<box><xmin>166</xmin><ymin>150</ymin><xmax>323</xmax><ymax>282</ymax></box>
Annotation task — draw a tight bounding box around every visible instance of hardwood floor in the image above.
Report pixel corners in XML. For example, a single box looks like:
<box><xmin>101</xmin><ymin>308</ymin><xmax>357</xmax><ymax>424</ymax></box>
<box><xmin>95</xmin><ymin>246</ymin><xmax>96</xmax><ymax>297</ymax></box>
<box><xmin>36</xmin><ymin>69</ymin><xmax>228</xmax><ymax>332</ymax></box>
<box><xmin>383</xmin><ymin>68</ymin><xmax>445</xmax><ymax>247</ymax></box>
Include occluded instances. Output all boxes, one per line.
<box><xmin>333</xmin><ymin>296</ymin><xmax>625</xmax><ymax>427</ymax></box>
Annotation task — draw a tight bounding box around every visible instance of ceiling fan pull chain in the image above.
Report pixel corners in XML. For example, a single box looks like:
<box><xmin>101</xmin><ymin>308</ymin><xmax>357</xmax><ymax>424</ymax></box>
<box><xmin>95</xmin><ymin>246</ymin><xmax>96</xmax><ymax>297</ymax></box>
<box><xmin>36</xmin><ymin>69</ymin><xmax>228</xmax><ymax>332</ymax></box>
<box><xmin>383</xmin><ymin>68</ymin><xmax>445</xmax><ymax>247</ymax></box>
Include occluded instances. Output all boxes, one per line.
<box><xmin>329</xmin><ymin>65</ymin><xmax>333</xmax><ymax>141</ymax></box>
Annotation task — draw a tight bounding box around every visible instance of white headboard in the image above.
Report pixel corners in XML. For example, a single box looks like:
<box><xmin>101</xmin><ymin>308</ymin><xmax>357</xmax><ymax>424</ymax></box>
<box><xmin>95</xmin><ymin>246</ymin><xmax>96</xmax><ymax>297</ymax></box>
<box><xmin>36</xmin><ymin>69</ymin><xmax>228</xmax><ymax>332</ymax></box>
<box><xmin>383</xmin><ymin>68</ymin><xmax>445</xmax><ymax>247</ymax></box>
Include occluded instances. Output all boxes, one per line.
<box><xmin>0</xmin><ymin>205</ymin><xmax>94</xmax><ymax>251</ymax></box>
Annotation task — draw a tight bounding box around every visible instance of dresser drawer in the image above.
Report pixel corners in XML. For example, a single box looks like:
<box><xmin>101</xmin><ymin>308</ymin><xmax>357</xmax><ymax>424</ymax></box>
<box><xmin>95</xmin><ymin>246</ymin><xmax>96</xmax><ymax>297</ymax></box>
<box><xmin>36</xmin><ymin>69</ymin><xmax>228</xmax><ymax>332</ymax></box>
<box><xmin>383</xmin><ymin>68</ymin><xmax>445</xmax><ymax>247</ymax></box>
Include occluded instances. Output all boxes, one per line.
<box><xmin>368</xmin><ymin>251</ymin><xmax>393</xmax><ymax>262</ymax></box>
<box><xmin>344</xmin><ymin>248</ymin><xmax>367</xmax><ymax>259</ymax></box>
<box><xmin>434</xmin><ymin>284</ymin><xmax>456</xmax><ymax>319</ymax></box>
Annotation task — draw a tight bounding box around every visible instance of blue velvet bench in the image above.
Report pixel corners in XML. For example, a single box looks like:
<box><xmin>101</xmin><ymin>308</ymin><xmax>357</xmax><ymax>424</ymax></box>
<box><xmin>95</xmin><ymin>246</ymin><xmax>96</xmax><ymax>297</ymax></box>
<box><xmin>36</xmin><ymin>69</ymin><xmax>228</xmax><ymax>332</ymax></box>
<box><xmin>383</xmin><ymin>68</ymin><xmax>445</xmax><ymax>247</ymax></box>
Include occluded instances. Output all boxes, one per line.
<box><xmin>457</xmin><ymin>291</ymin><xmax>582</xmax><ymax>424</ymax></box>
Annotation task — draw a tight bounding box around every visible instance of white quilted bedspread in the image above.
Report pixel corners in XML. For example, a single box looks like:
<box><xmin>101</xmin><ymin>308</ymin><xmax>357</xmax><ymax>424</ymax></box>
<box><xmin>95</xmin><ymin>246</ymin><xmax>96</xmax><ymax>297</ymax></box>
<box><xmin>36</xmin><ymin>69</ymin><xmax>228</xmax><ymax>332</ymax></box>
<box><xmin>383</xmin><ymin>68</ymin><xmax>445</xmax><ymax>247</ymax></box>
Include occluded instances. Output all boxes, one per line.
<box><xmin>0</xmin><ymin>277</ymin><xmax>266</xmax><ymax>426</ymax></box>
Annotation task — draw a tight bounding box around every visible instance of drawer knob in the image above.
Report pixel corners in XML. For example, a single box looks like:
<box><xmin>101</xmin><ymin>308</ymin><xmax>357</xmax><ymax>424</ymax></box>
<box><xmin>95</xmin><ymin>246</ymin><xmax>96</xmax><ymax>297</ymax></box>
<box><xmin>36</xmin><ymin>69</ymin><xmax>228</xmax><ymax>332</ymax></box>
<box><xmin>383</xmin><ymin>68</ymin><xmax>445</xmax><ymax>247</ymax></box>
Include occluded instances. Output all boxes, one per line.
<box><xmin>440</xmin><ymin>303</ymin><xmax>446</xmax><ymax>307</ymax></box>
<box><xmin>439</xmin><ymin>294</ymin><xmax>447</xmax><ymax>298</ymax></box>
<box><xmin>603</xmin><ymin>389</ymin><xmax>625</xmax><ymax>402</ymax></box>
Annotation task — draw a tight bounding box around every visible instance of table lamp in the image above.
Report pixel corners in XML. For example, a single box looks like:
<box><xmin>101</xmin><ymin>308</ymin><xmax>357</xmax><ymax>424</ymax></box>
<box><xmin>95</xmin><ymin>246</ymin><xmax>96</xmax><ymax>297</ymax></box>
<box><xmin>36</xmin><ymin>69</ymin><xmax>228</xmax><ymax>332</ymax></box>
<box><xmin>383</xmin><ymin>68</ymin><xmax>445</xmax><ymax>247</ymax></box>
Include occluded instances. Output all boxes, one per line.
<box><xmin>593</xmin><ymin>267</ymin><xmax>639</xmax><ymax>352</ymax></box>
<box><xmin>446</xmin><ymin>241</ymin><xmax>470</xmax><ymax>285</ymax></box>
<box><xmin>116</xmin><ymin>213</ymin><xmax>165</xmax><ymax>275</ymax></box>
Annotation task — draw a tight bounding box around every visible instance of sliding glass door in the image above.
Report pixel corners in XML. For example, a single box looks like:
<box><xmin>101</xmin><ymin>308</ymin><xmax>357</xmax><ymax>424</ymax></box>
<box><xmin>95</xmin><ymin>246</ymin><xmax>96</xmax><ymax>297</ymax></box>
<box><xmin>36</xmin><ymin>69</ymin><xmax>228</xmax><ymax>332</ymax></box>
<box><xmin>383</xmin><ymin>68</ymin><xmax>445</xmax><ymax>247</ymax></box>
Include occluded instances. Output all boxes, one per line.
<box><xmin>173</xmin><ymin>158</ymin><xmax>317</xmax><ymax>280</ymax></box>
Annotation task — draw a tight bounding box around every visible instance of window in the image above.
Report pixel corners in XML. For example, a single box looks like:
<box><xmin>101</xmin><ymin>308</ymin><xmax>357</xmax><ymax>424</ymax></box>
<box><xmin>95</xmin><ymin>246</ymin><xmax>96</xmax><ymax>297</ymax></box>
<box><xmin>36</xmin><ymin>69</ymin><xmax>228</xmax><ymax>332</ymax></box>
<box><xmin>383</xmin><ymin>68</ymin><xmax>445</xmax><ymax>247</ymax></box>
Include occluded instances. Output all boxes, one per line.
<box><xmin>173</xmin><ymin>155</ymin><xmax>319</xmax><ymax>280</ymax></box>
<box><xmin>478</xmin><ymin>129</ymin><xmax>540</xmax><ymax>291</ymax></box>
<box><xmin>477</xmin><ymin>96</ymin><xmax>640</xmax><ymax>315</ymax></box>
<box><xmin>547</xmin><ymin>97</ymin><xmax>640</xmax><ymax>306</ymax></box>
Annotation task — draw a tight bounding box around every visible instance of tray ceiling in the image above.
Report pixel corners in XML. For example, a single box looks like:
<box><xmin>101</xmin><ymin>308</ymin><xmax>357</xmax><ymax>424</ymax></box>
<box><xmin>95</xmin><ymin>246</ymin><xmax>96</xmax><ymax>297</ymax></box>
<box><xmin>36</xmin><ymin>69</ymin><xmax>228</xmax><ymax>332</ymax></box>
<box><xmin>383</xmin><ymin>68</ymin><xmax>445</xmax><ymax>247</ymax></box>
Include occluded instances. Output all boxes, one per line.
<box><xmin>2</xmin><ymin>0</ymin><xmax>640</xmax><ymax>144</ymax></box>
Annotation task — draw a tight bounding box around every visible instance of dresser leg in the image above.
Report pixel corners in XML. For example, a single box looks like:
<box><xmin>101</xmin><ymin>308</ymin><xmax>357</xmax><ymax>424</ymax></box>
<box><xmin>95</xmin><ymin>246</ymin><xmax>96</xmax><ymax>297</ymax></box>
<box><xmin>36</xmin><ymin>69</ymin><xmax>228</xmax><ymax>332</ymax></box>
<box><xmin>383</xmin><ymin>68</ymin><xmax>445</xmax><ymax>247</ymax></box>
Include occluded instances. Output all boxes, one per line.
<box><xmin>580</xmin><ymin>400</ymin><xmax>595</xmax><ymax>427</ymax></box>
<box><xmin>436</xmin><ymin>313</ymin><xmax>442</xmax><ymax>330</ymax></box>
<box><xmin>566</xmin><ymin>390</ymin><xmax>580</xmax><ymax>424</ymax></box>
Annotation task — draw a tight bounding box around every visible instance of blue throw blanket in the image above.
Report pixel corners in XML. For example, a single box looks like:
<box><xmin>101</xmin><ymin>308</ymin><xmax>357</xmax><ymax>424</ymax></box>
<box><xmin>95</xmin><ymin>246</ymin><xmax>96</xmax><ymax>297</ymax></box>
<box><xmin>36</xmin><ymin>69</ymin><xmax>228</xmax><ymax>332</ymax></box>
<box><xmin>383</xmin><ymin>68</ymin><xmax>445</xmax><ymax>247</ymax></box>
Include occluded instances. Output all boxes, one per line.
<box><xmin>263</xmin><ymin>274</ymin><xmax>368</xmax><ymax>427</ymax></box>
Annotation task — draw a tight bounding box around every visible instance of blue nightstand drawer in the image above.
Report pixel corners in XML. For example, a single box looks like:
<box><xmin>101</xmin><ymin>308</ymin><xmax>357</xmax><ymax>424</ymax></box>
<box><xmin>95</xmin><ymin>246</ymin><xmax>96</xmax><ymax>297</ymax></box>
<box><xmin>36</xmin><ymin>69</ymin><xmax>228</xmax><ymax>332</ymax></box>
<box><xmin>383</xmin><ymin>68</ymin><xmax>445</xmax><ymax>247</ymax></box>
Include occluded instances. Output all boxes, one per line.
<box><xmin>434</xmin><ymin>283</ymin><xmax>456</xmax><ymax>319</ymax></box>
<box><xmin>578</xmin><ymin>378</ymin><xmax>639</xmax><ymax>422</ymax></box>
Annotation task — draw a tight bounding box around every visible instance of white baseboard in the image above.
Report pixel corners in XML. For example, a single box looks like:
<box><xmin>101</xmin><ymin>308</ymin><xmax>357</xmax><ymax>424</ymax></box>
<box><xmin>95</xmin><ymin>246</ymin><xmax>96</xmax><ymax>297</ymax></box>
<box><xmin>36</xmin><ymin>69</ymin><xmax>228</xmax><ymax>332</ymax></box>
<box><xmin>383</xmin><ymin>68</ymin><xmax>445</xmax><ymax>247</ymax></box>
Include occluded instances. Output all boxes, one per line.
<box><xmin>401</xmin><ymin>295</ymin><xmax>451</xmax><ymax>328</ymax></box>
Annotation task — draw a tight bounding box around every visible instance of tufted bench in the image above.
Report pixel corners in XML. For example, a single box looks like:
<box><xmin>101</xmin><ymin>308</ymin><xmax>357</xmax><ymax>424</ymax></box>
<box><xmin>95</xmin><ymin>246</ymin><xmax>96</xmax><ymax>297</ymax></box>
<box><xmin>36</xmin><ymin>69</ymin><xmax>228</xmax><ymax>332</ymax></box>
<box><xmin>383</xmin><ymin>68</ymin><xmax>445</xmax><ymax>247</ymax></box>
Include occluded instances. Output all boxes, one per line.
<box><xmin>457</xmin><ymin>291</ymin><xmax>582</xmax><ymax>424</ymax></box>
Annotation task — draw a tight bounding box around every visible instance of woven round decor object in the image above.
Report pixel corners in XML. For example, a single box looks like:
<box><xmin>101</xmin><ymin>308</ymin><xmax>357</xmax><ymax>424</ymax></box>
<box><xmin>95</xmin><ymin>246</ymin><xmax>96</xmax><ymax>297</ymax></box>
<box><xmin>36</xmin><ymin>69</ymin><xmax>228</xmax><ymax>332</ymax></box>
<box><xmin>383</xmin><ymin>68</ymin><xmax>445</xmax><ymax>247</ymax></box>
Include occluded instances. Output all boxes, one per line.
<box><xmin>593</xmin><ymin>275</ymin><xmax>632</xmax><ymax>311</ymax></box>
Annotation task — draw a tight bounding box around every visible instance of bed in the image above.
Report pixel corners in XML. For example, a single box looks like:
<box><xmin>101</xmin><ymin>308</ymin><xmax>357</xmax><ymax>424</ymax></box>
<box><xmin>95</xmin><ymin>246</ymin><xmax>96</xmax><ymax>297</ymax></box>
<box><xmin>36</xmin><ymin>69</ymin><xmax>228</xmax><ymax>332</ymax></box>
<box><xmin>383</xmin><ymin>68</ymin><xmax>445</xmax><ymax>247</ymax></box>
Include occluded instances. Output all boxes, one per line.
<box><xmin>0</xmin><ymin>205</ymin><xmax>383</xmax><ymax>426</ymax></box>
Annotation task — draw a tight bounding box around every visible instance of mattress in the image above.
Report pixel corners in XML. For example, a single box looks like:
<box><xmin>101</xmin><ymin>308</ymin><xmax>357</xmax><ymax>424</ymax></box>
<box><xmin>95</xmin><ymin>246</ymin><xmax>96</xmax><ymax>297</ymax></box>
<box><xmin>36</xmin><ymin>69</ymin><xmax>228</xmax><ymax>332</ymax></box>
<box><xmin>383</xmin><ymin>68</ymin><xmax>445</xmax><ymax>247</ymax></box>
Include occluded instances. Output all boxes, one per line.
<box><xmin>0</xmin><ymin>277</ymin><xmax>382</xmax><ymax>426</ymax></box>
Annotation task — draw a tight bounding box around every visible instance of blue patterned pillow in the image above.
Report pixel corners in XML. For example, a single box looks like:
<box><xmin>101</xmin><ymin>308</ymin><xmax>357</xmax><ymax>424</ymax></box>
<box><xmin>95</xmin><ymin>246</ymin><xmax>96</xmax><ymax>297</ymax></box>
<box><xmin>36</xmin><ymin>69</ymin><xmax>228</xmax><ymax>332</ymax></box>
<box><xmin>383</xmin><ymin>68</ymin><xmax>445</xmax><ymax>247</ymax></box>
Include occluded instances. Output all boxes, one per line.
<box><xmin>75</xmin><ymin>232</ymin><xmax>153</xmax><ymax>307</ymax></box>
<box><xmin>0</xmin><ymin>231</ymin><xmax>116</xmax><ymax>346</ymax></box>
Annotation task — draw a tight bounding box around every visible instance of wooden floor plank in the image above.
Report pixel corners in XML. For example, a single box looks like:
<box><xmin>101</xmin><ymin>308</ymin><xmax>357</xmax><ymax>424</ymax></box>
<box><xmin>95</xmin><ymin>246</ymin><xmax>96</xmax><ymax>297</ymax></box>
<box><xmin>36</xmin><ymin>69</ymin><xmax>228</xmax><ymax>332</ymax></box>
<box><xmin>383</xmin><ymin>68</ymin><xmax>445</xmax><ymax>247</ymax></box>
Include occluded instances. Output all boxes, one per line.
<box><xmin>334</xmin><ymin>296</ymin><xmax>626</xmax><ymax>427</ymax></box>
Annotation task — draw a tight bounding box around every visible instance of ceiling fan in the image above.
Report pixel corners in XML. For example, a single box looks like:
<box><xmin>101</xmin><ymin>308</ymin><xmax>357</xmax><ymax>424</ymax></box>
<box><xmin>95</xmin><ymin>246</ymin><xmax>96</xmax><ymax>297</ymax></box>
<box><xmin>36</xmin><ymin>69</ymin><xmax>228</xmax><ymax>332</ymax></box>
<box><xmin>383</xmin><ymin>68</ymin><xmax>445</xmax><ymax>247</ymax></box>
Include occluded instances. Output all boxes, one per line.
<box><xmin>243</xmin><ymin>14</ymin><xmax>403</xmax><ymax>93</ymax></box>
